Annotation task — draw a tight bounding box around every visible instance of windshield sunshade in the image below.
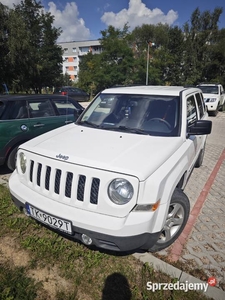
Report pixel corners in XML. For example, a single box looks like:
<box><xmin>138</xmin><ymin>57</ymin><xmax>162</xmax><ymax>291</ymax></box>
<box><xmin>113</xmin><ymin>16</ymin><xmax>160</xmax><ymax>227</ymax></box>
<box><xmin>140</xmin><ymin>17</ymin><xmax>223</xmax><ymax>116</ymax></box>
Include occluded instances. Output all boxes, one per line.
<box><xmin>78</xmin><ymin>94</ymin><xmax>181</xmax><ymax>137</ymax></box>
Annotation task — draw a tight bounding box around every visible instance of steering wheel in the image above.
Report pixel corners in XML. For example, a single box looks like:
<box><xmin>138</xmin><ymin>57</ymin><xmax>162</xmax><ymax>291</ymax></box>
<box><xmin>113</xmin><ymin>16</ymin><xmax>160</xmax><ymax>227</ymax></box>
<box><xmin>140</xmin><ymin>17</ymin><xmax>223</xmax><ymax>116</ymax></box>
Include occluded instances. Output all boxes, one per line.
<box><xmin>148</xmin><ymin>118</ymin><xmax>172</xmax><ymax>129</ymax></box>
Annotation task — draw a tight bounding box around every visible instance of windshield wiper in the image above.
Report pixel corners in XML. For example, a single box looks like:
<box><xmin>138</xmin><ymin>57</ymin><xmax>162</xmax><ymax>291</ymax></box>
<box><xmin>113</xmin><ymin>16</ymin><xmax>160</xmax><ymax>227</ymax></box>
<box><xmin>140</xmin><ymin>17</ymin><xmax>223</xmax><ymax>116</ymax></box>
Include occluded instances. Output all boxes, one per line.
<box><xmin>102</xmin><ymin>125</ymin><xmax>148</xmax><ymax>135</ymax></box>
<box><xmin>78</xmin><ymin>121</ymin><xmax>100</xmax><ymax>128</ymax></box>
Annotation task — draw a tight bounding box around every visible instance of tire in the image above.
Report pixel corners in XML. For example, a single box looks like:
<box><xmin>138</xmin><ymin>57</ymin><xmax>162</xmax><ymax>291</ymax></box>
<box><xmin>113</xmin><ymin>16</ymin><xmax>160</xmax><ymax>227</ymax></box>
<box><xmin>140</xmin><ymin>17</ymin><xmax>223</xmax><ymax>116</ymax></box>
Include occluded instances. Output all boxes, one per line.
<box><xmin>219</xmin><ymin>102</ymin><xmax>225</xmax><ymax>112</ymax></box>
<box><xmin>210</xmin><ymin>108</ymin><xmax>218</xmax><ymax>116</ymax></box>
<box><xmin>149</xmin><ymin>189</ymin><xmax>190</xmax><ymax>252</ymax></box>
<box><xmin>7</xmin><ymin>147</ymin><xmax>18</xmax><ymax>171</ymax></box>
<box><xmin>195</xmin><ymin>143</ymin><xmax>205</xmax><ymax>168</ymax></box>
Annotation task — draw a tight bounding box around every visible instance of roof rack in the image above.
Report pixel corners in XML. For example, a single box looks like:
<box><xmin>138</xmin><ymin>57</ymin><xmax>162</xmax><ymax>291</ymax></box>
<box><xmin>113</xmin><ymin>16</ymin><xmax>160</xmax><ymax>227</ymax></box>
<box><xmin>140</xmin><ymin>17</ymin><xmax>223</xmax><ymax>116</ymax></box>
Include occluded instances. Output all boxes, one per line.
<box><xmin>197</xmin><ymin>82</ymin><xmax>221</xmax><ymax>85</ymax></box>
<box><xmin>109</xmin><ymin>84</ymin><xmax>144</xmax><ymax>88</ymax></box>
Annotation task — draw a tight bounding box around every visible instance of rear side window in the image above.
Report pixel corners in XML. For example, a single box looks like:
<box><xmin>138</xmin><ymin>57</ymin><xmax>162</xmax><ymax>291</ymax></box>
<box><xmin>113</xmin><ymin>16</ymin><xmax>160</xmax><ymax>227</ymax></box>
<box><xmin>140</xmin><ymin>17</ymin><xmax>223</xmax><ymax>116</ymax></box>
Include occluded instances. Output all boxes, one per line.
<box><xmin>195</xmin><ymin>93</ymin><xmax>205</xmax><ymax>118</ymax></box>
<box><xmin>3</xmin><ymin>101</ymin><xmax>28</xmax><ymax>120</ymax></box>
<box><xmin>187</xmin><ymin>95</ymin><xmax>197</xmax><ymax>126</ymax></box>
<box><xmin>28</xmin><ymin>99</ymin><xmax>55</xmax><ymax>118</ymax></box>
<box><xmin>54</xmin><ymin>99</ymin><xmax>78</xmax><ymax>115</ymax></box>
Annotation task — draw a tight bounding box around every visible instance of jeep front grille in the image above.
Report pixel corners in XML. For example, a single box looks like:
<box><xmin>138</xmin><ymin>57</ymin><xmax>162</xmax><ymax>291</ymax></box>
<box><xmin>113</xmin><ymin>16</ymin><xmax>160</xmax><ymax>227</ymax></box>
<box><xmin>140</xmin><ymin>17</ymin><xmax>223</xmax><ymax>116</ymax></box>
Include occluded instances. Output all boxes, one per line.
<box><xmin>90</xmin><ymin>178</ymin><xmax>100</xmax><ymax>204</ymax></box>
<box><xmin>29</xmin><ymin>160</ymin><xmax>100</xmax><ymax>205</ymax></box>
<box><xmin>77</xmin><ymin>175</ymin><xmax>86</xmax><ymax>201</ymax></box>
<box><xmin>65</xmin><ymin>172</ymin><xmax>73</xmax><ymax>198</ymax></box>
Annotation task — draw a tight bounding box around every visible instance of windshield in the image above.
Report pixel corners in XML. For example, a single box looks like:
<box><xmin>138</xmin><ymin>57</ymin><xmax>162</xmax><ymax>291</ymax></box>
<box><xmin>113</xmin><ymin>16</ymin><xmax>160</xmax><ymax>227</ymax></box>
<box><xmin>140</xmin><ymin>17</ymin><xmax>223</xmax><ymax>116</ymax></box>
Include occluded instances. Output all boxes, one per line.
<box><xmin>77</xmin><ymin>93</ymin><xmax>181</xmax><ymax>137</ymax></box>
<box><xmin>198</xmin><ymin>86</ymin><xmax>219</xmax><ymax>94</ymax></box>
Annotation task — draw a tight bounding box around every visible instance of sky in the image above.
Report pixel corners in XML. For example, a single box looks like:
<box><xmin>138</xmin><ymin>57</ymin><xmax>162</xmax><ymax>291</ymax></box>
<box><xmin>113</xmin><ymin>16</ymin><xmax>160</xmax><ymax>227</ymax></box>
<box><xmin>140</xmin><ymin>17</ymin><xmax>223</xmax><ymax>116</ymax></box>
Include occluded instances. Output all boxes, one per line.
<box><xmin>2</xmin><ymin>0</ymin><xmax>225</xmax><ymax>42</ymax></box>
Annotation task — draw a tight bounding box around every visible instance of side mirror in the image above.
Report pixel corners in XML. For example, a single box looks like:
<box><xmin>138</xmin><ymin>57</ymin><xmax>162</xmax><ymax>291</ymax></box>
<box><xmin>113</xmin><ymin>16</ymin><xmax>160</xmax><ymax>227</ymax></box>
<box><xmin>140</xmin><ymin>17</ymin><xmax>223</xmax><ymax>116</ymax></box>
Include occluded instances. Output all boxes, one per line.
<box><xmin>188</xmin><ymin>120</ymin><xmax>212</xmax><ymax>135</ymax></box>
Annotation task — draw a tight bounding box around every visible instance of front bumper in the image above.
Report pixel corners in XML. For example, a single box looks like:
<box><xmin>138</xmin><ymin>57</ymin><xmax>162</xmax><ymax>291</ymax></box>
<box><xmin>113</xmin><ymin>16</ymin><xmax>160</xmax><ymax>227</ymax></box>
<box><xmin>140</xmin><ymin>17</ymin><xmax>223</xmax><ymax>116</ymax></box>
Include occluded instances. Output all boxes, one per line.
<box><xmin>11</xmin><ymin>194</ymin><xmax>160</xmax><ymax>252</ymax></box>
<box><xmin>205</xmin><ymin>101</ymin><xmax>218</xmax><ymax>111</ymax></box>
<box><xmin>9</xmin><ymin>171</ymin><xmax>162</xmax><ymax>252</ymax></box>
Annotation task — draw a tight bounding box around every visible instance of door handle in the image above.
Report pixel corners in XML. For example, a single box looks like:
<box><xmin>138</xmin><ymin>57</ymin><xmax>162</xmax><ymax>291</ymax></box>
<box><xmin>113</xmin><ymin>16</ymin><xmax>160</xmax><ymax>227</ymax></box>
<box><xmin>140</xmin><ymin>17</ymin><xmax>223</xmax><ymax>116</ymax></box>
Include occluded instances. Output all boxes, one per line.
<box><xmin>65</xmin><ymin>120</ymin><xmax>73</xmax><ymax>124</ymax></box>
<box><xmin>33</xmin><ymin>123</ymin><xmax>45</xmax><ymax>127</ymax></box>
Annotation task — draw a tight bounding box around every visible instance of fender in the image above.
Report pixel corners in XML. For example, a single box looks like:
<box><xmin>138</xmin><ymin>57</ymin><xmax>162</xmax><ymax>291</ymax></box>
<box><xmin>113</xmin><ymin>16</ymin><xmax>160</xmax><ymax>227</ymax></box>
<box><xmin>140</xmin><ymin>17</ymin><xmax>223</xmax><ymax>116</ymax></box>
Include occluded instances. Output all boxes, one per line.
<box><xmin>0</xmin><ymin>133</ymin><xmax>37</xmax><ymax>165</ymax></box>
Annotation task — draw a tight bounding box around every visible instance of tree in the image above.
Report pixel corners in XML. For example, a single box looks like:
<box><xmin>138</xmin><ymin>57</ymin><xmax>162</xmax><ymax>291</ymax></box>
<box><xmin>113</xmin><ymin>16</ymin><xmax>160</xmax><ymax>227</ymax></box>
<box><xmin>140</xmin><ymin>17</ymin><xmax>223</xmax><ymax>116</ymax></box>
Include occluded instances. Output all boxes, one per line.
<box><xmin>34</xmin><ymin>11</ymin><xmax>63</xmax><ymax>91</ymax></box>
<box><xmin>6</xmin><ymin>0</ymin><xmax>62</xmax><ymax>93</ymax></box>
<box><xmin>78</xmin><ymin>52</ymin><xmax>100</xmax><ymax>96</ymax></box>
<box><xmin>202</xmin><ymin>28</ymin><xmax>225</xmax><ymax>84</ymax></box>
<box><xmin>165</xmin><ymin>26</ymin><xmax>185</xmax><ymax>85</ymax></box>
<box><xmin>78</xmin><ymin>25</ymin><xmax>136</xmax><ymax>93</ymax></box>
<box><xmin>98</xmin><ymin>25</ymin><xmax>135</xmax><ymax>88</ymax></box>
<box><xmin>182</xmin><ymin>7</ymin><xmax>223</xmax><ymax>85</ymax></box>
<box><xmin>0</xmin><ymin>3</ymin><xmax>10</xmax><ymax>92</ymax></box>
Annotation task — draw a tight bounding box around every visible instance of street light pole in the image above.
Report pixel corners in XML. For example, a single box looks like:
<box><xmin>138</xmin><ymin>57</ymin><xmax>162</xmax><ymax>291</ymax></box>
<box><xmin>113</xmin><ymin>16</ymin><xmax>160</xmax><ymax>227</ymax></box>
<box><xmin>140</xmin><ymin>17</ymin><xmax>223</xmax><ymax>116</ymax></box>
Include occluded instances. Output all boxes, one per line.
<box><xmin>146</xmin><ymin>41</ymin><xmax>155</xmax><ymax>85</ymax></box>
<box><xmin>146</xmin><ymin>42</ymin><xmax>150</xmax><ymax>85</ymax></box>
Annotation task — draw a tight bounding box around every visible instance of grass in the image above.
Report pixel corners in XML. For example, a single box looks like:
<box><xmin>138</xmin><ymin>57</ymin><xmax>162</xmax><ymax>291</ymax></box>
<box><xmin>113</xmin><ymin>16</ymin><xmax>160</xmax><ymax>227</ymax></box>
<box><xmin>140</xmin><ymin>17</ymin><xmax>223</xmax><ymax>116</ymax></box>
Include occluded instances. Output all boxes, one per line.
<box><xmin>0</xmin><ymin>262</ymin><xmax>41</xmax><ymax>300</ymax></box>
<box><xmin>0</xmin><ymin>185</ymin><xmax>212</xmax><ymax>300</ymax></box>
<box><xmin>153</xmin><ymin>252</ymin><xmax>210</xmax><ymax>282</ymax></box>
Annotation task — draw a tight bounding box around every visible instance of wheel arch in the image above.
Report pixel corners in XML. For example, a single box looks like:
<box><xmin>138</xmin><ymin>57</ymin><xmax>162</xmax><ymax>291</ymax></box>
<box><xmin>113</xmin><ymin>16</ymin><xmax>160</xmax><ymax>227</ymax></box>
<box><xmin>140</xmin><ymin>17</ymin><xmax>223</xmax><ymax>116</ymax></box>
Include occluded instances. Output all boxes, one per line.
<box><xmin>176</xmin><ymin>172</ymin><xmax>187</xmax><ymax>190</ymax></box>
<box><xmin>5</xmin><ymin>138</ymin><xmax>30</xmax><ymax>160</ymax></box>
<box><xmin>4</xmin><ymin>134</ymin><xmax>34</xmax><ymax>167</ymax></box>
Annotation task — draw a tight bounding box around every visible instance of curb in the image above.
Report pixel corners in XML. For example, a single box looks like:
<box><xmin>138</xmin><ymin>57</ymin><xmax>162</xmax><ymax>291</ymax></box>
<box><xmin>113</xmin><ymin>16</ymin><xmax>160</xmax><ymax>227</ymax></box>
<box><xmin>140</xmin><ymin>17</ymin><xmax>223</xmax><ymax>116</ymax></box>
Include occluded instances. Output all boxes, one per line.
<box><xmin>134</xmin><ymin>253</ymin><xmax>225</xmax><ymax>300</ymax></box>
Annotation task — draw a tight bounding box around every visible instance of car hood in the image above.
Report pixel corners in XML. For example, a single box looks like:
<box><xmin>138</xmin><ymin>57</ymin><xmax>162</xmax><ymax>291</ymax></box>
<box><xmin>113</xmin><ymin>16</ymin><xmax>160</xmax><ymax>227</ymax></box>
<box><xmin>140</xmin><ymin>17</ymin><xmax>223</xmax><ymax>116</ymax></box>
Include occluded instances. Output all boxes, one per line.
<box><xmin>21</xmin><ymin>124</ymin><xmax>183</xmax><ymax>181</ymax></box>
<box><xmin>203</xmin><ymin>93</ymin><xmax>219</xmax><ymax>99</ymax></box>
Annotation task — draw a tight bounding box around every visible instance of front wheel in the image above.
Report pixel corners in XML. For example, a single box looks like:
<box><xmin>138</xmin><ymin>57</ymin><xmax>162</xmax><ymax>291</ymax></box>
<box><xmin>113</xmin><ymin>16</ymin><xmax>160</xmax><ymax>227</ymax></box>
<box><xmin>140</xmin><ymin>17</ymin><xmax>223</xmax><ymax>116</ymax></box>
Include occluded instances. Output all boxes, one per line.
<box><xmin>149</xmin><ymin>189</ymin><xmax>190</xmax><ymax>252</ymax></box>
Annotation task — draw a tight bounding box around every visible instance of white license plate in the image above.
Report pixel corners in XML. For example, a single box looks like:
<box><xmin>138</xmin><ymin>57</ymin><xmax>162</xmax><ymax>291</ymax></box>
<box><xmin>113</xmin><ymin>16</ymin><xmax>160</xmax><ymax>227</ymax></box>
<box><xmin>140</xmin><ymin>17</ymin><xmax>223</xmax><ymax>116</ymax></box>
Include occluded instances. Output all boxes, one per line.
<box><xmin>26</xmin><ymin>203</ymin><xmax>73</xmax><ymax>234</ymax></box>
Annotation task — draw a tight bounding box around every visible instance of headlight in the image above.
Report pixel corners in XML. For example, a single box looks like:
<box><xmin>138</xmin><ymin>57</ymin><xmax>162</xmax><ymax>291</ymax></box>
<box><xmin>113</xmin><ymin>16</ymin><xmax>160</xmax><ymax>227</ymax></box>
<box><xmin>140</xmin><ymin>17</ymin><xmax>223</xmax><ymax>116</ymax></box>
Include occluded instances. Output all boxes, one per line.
<box><xmin>208</xmin><ymin>98</ymin><xmax>217</xmax><ymax>102</ymax></box>
<box><xmin>19</xmin><ymin>152</ymin><xmax>27</xmax><ymax>174</ymax></box>
<box><xmin>108</xmin><ymin>178</ymin><xmax>134</xmax><ymax>205</ymax></box>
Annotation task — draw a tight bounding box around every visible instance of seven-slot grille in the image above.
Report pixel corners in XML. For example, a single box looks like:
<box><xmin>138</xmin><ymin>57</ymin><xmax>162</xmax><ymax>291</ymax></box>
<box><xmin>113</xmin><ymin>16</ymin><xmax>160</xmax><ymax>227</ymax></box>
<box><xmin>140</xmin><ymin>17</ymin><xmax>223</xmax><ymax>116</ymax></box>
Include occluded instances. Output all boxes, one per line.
<box><xmin>29</xmin><ymin>160</ymin><xmax>100</xmax><ymax>205</ymax></box>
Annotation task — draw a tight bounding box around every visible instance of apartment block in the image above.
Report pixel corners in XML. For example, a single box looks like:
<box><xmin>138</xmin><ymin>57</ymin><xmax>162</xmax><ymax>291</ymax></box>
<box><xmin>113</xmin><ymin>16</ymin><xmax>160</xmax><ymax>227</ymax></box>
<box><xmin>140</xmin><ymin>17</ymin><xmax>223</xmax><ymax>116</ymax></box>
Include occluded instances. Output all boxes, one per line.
<box><xmin>57</xmin><ymin>40</ymin><xmax>102</xmax><ymax>81</ymax></box>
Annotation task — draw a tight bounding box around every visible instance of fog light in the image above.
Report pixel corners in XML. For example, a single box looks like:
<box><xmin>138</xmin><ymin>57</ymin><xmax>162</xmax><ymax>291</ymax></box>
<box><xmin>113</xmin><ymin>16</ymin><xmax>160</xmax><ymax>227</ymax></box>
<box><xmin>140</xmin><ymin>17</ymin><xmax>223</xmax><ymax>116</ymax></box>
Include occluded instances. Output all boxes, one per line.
<box><xmin>23</xmin><ymin>207</ymin><xmax>30</xmax><ymax>217</ymax></box>
<box><xmin>81</xmin><ymin>234</ymin><xmax>92</xmax><ymax>245</ymax></box>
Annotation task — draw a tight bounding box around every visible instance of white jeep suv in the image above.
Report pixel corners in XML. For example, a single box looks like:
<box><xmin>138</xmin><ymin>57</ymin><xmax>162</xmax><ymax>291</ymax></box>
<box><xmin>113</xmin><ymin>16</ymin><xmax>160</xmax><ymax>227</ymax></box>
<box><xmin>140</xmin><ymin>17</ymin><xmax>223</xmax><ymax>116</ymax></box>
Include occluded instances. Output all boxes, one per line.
<box><xmin>9</xmin><ymin>86</ymin><xmax>212</xmax><ymax>252</ymax></box>
<box><xmin>197</xmin><ymin>83</ymin><xmax>225</xmax><ymax>116</ymax></box>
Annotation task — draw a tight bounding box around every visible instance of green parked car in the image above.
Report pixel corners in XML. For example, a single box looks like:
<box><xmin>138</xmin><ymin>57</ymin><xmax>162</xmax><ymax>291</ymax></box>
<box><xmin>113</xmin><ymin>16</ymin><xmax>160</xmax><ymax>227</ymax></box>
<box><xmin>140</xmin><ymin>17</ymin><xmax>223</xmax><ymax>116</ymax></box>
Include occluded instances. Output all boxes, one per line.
<box><xmin>0</xmin><ymin>94</ymin><xmax>84</xmax><ymax>170</ymax></box>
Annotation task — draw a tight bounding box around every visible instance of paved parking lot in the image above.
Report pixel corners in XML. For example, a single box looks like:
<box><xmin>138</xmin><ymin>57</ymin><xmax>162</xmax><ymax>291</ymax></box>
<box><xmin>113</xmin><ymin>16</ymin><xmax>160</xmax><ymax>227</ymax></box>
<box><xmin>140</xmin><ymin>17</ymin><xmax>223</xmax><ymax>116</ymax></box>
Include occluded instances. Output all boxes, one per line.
<box><xmin>182</xmin><ymin>112</ymin><xmax>225</xmax><ymax>286</ymax></box>
<box><xmin>156</xmin><ymin>111</ymin><xmax>225</xmax><ymax>291</ymax></box>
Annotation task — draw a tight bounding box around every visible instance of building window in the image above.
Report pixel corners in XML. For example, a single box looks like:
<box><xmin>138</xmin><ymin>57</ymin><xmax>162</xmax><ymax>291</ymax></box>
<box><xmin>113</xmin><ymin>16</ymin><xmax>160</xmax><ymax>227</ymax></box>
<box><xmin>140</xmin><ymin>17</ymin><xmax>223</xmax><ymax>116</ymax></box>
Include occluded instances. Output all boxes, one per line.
<box><xmin>64</xmin><ymin>48</ymin><xmax>68</xmax><ymax>54</ymax></box>
<box><xmin>72</xmin><ymin>47</ymin><xmax>77</xmax><ymax>52</ymax></box>
<box><xmin>79</xmin><ymin>47</ymin><xmax>89</xmax><ymax>53</ymax></box>
<box><xmin>64</xmin><ymin>57</ymin><xmax>68</xmax><ymax>62</ymax></box>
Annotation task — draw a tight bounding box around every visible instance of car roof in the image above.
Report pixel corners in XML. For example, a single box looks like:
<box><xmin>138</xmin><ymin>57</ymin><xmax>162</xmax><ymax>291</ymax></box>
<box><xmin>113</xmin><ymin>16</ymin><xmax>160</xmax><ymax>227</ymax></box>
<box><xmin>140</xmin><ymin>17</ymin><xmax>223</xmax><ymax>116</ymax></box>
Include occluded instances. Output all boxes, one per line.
<box><xmin>60</xmin><ymin>86</ymin><xmax>82</xmax><ymax>90</ymax></box>
<box><xmin>197</xmin><ymin>83</ymin><xmax>221</xmax><ymax>87</ymax></box>
<box><xmin>102</xmin><ymin>85</ymin><xmax>201</xmax><ymax>96</ymax></box>
<box><xmin>0</xmin><ymin>94</ymin><xmax>76</xmax><ymax>102</ymax></box>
